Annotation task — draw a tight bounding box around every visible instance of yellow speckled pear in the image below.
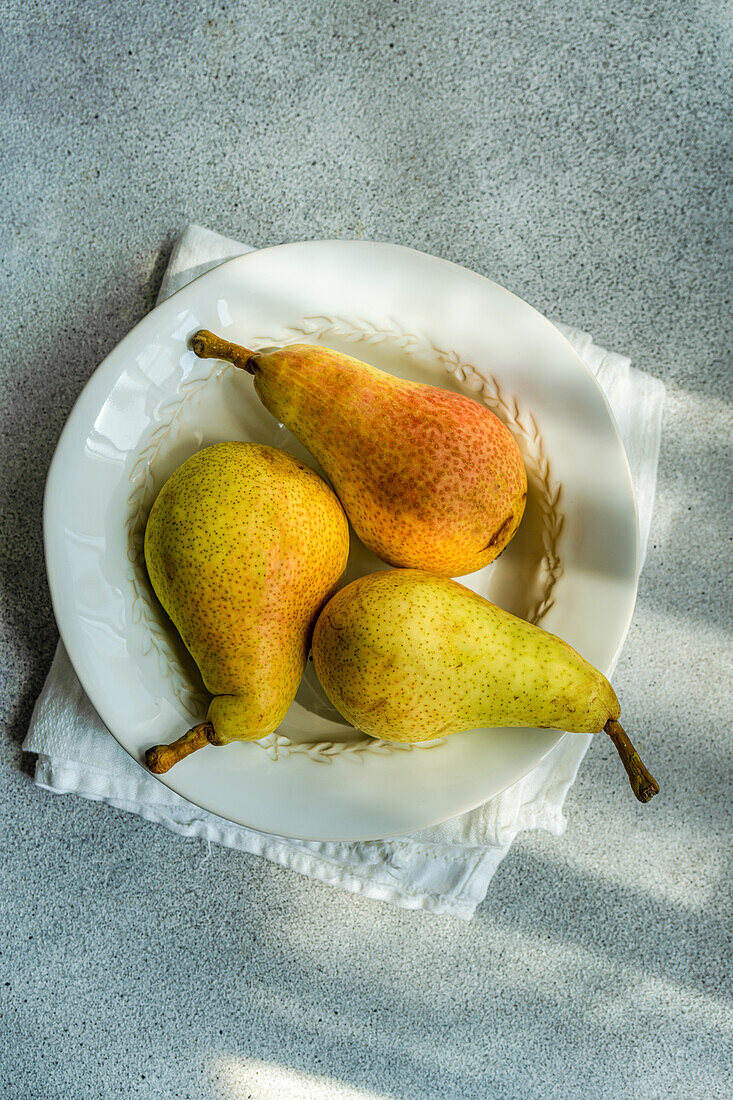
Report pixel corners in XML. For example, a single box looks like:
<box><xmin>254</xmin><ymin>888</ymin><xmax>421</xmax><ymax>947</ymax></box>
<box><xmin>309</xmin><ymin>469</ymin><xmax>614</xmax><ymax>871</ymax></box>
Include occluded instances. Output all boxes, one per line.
<box><xmin>144</xmin><ymin>442</ymin><xmax>349</xmax><ymax>773</ymax></box>
<box><xmin>311</xmin><ymin>570</ymin><xmax>659</xmax><ymax>803</ymax></box>
<box><xmin>190</xmin><ymin>330</ymin><xmax>527</xmax><ymax>577</ymax></box>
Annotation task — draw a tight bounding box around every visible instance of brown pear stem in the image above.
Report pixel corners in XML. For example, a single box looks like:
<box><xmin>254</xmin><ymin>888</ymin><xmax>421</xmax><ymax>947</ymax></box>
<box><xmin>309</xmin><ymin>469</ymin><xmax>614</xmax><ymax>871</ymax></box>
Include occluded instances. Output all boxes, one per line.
<box><xmin>604</xmin><ymin>718</ymin><xmax>659</xmax><ymax>803</ymax></box>
<box><xmin>190</xmin><ymin>329</ymin><xmax>259</xmax><ymax>374</ymax></box>
<box><xmin>145</xmin><ymin>722</ymin><xmax>214</xmax><ymax>774</ymax></box>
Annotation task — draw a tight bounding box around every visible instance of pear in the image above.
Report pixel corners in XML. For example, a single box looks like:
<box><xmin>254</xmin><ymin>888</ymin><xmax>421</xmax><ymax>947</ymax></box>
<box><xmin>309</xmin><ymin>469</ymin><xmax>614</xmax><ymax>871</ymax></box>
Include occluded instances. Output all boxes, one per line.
<box><xmin>190</xmin><ymin>330</ymin><xmax>527</xmax><ymax>577</ymax></box>
<box><xmin>143</xmin><ymin>442</ymin><xmax>349</xmax><ymax>773</ymax></box>
<box><xmin>311</xmin><ymin>570</ymin><xmax>658</xmax><ymax>802</ymax></box>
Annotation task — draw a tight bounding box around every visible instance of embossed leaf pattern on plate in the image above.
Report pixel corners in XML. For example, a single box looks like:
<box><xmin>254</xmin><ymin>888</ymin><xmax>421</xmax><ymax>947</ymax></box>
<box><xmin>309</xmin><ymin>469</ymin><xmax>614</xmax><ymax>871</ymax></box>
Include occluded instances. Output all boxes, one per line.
<box><xmin>126</xmin><ymin>316</ymin><xmax>564</xmax><ymax>764</ymax></box>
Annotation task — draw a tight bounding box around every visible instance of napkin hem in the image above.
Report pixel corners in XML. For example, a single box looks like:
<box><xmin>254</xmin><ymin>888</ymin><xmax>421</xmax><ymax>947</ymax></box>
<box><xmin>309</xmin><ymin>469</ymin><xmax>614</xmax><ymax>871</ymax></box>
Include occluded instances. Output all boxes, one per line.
<box><xmin>34</xmin><ymin>755</ymin><xmax>501</xmax><ymax>920</ymax></box>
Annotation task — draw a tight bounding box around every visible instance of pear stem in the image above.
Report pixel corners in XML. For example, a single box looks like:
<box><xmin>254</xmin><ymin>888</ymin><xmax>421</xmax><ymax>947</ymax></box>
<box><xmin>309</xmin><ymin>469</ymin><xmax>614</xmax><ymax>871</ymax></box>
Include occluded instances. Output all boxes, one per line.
<box><xmin>145</xmin><ymin>721</ymin><xmax>214</xmax><ymax>774</ymax></box>
<box><xmin>604</xmin><ymin>718</ymin><xmax>659</xmax><ymax>803</ymax></box>
<box><xmin>190</xmin><ymin>329</ymin><xmax>258</xmax><ymax>374</ymax></box>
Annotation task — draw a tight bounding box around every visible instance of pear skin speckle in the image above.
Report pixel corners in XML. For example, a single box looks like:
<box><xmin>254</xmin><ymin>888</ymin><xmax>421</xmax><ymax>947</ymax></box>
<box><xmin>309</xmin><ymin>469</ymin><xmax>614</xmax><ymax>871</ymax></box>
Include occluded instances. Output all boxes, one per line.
<box><xmin>312</xmin><ymin>570</ymin><xmax>619</xmax><ymax>742</ymax></box>
<box><xmin>145</xmin><ymin>442</ymin><xmax>349</xmax><ymax>743</ymax></box>
<box><xmin>251</xmin><ymin>345</ymin><xmax>527</xmax><ymax>576</ymax></box>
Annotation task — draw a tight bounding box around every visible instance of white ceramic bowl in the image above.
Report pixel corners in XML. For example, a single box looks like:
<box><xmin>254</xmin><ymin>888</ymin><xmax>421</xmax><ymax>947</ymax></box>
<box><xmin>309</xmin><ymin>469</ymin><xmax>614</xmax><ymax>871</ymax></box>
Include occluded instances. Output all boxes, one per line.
<box><xmin>44</xmin><ymin>241</ymin><xmax>637</xmax><ymax>840</ymax></box>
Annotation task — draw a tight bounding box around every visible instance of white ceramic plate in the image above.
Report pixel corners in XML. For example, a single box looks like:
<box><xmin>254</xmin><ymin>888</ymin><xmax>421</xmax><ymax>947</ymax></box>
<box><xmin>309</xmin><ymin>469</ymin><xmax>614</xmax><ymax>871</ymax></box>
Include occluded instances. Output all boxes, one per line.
<box><xmin>44</xmin><ymin>241</ymin><xmax>637</xmax><ymax>841</ymax></box>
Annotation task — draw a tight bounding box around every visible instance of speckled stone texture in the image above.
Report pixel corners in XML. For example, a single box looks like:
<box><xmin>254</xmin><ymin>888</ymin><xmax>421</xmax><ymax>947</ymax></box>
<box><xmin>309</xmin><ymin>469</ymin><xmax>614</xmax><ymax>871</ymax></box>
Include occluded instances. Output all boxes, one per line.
<box><xmin>1</xmin><ymin>2</ymin><xmax>731</xmax><ymax>1098</ymax></box>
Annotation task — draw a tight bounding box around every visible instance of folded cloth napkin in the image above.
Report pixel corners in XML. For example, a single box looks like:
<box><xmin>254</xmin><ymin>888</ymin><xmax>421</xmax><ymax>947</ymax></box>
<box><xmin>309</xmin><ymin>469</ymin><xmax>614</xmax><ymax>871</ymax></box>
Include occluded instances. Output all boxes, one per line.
<box><xmin>23</xmin><ymin>225</ymin><xmax>665</xmax><ymax>920</ymax></box>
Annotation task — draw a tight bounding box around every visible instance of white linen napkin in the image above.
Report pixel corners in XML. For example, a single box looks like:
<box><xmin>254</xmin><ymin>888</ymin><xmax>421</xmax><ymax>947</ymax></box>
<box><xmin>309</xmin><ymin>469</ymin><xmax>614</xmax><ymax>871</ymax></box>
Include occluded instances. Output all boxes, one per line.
<box><xmin>23</xmin><ymin>225</ymin><xmax>665</xmax><ymax>921</ymax></box>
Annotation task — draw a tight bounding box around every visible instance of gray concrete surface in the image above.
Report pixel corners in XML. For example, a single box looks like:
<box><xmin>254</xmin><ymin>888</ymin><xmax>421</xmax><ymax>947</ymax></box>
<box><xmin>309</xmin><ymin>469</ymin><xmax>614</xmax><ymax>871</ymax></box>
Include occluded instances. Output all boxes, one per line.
<box><xmin>1</xmin><ymin>1</ymin><xmax>732</xmax><ymax>1097</ymax></box>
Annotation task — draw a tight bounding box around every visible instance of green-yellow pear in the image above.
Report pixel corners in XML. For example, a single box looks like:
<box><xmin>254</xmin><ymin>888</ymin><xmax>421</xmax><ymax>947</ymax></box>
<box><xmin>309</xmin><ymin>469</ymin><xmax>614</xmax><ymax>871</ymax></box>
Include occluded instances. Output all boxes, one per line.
<box><xmin>190</xmin><ymin>330</ymin><xmax>527</xmax><ymax>577</ymax></box>
<box><xmin>144</xmin><ymin>442</ymin><xmax>349</xmax><ymax>773</ymax></box>
<box><xmin>311</xmin><ymin>570</ymin><xmax>659</xmax><ymax>802</ymax></box>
